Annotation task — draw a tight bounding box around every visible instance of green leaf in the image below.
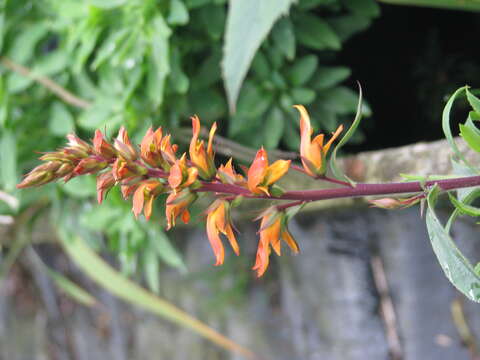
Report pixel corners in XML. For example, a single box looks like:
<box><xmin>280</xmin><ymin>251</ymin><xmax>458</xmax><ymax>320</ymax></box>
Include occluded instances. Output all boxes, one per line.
<box><xmin>61</xmin><ymin>176</ymin><xmax>97</xmax><ymax>198</ymax></box>
<box><xmin>80</xmin><ymin>204</ymin><xmax>124</xmax><ymax>231</ymax></box>
<box><xmin>58</xmin><ymin>231</ymin><xmax>255</xmax><ymax>357</ymax></box>
<box><xmin>460</xmin><ymin>123</ymin><xmax>480</xmax><ymax>153</ymax></box>
<box><xmin>327</xmin><ymin>14</ymin><xmax>371</xmax><ymax>42</ymax></box>
<box><xmin>148</xmin><ymin>226</ymin><xmax>186</xmax><ymax>271</ymax></box>
<box><xmin>91</xmin><ymin>29</ymin><xmax>129</xmax><ymax>70</ymax></box>
<box><xmin>8</xmin><ymin>22</ymin><xmax>49</xmax><ymax>64</ymax></box>
<box><xmin>263</xmin><ymin>107</ymin><xmax>285</xmax><ymax>149</ymax></box>
<box><xmin>442</xmin><ymin>86</ymin><xmax>477</xmax><ymax>172</ymax></box>
<box><xmin>88</xmin><ymin>0</ymin><xmax>127</xmax><ymax>9</ymax></box>
<box><xmin>329</xmin><ymin>84</ymin><xmax>363</xmax><ymax>185</ymax></box>
<box><xmin>34</xmin><ymin>50</ymin><xmax>69</xmax><ymax>76</ymax></box>
<box><xmin>426</xmin><ymin>185</ymin><xmax>480</xmax><ymax>303</ymax></box>
<box><xmin>46</xmin><ymin>267</ymin><xmax>98</xmax><ymax>307</ymax></box>
<box><xmin>294</xmin><ymin>13</ymin><xmax>341</xmax><ymax>50</ymax></box>
<box><xmin>49</xmin><ymin>102</ymin><xmax>75</xmax><ymax>136</ymax></box>
<box><xmin>287</xmin><ymin>55</ymin><xmax>318</xmax><ymax>86</ymax></box>
<box><xmin>223</xmin><ymin>0</ymin><xmax>296</xmax><ymax>112</ymax></box>
<box><xmin>147</xmin><ymin>15</ymin><xmax>172</xmax><ymax>108</ymax></box>
<box><xmin>272</xmin><ymin>17</ymin><xmax>295</xmax><ymax>60</ymax></box>
<box><xmin>466</xmin><ymin>88</ymin><xmax>480</xmax><ymax>114</ymax></box>
<box><xmin>200</xmin><ymin>4</ymin><xmax>225</xmax><ymax>40</ymax></box>
<box><xmin>342</xmin><ymin>0</ymin><xmax>380</xmax><ymax>18</ymax></box>
<box><xmin>251</xmin><ymin>51</ymin><xmax>270</xmax><ymax>80</ymax></box>
<box><xmin>317</xmin><ymin>86</ymin><xmax>370</xmax><ymax>115</ymax></box>
<box><xmin>0</xmin><ymin>130</ymin><xmax>17</xmax><ymax>191</ymax></box>
<box><xmin>448</xmin><ymin>193</ymin><xmax>480</xmax><ymax>217</ymax></box>
<box><xmin>311</xmin><ymin>66</ymin><xmax>351</xmax><ymax>90</ymax></box>
<box><xmin>291</xmin><ymin>87</ymin><xmax>316</xmax><ymax>104</ymax></box>
<box><xmin>168</xmin><ymin>0</ymin><xmax>190</xmax><ymax>25</ymax></box>
<box><xmin>142</xmin><ymin>245</ymin><xmax>160</xmax><ymax>294</ymax></box>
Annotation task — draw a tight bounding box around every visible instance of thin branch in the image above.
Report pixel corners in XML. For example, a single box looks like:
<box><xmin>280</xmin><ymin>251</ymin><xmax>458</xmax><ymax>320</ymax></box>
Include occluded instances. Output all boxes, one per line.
<box><xmin>370</xmin><ymin>255</ymin><xmax>403</xmax><ymax>360</ymax></box>
<box><xmin>0</xmin><ymin>56</ymin><xmax>92</xmax><ymax>109</ymax></box>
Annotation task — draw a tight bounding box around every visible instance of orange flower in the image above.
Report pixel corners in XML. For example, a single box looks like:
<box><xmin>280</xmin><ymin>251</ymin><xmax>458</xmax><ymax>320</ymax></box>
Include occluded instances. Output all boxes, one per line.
<box><xmin>205</xmin><ymin>200</ymin><xmax>240</xmax><ymax>266</ymax></box>
<box><xmin>96</xmin><ymin>171</ymin><xmax>115</xmax><ymax>204</ymax></box>
<box><xmin>189</xmin><ymin>115</ymin><xmax>217</xmax><ymax>179</ymax></box>
<box><xmin>168</xmin><ymin>154</ymin><xmax>199</xmax><ymax>193</ymax></box>
<box><xmin>132</xmin><ymin>180</ymin><xmax>164</xmax><ymax>220</ymax></box>
<box><xmin>252</xmin><ymin>208</ymin><xmax>299</xmax><ymax>277</ymax></box>
<box><xmin>217</xmin><ymin>158</ymin><xmax>245</xmax><ymax>185</ymax></box>
<box><xmin>93</xmin><ymin>130</ymin><xmax>116</xmax><ymax>160</ymax></box>
<box><xmin>165</xmin><ymin>189</ymin><xmax>197</xmax><ymax>230</ymax></box>
<box><xmin>140</xmin><ymin>127</ymin><xmax>177</xmax><ymax>170</ymax></box>
<box><xmin>114</xmin><ymin>126</ymin><xmax>137</xmax><ymax>161</ymax></box>
<box><xmin>294</xmin><ymin>105</ymin><xmax>343</xmax><ymax>177</ymax></box>
<box><xmin>247</xmin><ymin>148</ymin><xmax>290</xmax><ymax>195</ymax></box>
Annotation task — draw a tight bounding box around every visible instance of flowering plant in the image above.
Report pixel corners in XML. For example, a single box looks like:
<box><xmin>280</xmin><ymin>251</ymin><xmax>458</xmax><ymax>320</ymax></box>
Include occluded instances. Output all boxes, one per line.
<box><xmin>17</xmin><ymin>86</ymin><xmax>480</xmax><ymax>303</ymax></box>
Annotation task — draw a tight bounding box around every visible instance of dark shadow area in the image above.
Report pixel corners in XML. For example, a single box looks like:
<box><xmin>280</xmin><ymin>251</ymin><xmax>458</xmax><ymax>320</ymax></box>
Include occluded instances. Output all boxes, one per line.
<box><xmin>340</xmin><ymin>5</ymin><xmax>480</xmax><ymax>152</ymax></box>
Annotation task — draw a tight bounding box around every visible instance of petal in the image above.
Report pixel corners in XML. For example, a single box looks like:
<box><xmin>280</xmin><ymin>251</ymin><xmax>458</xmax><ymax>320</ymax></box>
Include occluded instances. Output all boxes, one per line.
<box><xmin>264</xmin><ymin>159</ymin><xmax>291</xmax><ymax>186</ymax></box>
<box><xmin>168</xmin><ymin>162</ymin><xmax>183</xmax><ymax>190</ymax></box>
<box><xmin>252</xmin><ymin>236</ymin><xmax>270</xmax><ymax>277</ymax></box>
<box><xmin>323</xmin><ymin>124</ymin><xmax>344</xmax><ymax>153</ymax></box>
<box><xmin>225</xmin><ymin>225</ymin><xmax>240</xmax><ymax>256</ymax></box>
<box><xmin>181</xmin><ymin>209</ymin><xmax>190</xmax><ymax>224</ymax></box>
<box><xmin>207</xmin><ymin>122</ymin><xmax>217</xmax><ymax>157</ymax></box>
<box><xmin>247</xmin><ymin>147</ymin><xmax>268</xmax><ymax>193</ymax></box>
<box><xmin>281</xmin><ymin>229</ymin><xmax>299</xmax><ymax>254</ymax></box>
<box><xmin>206</xmin><ymin>213</ymin><xmax>225</xmax><ymax>266</ymax></box>
<box><xmin>144</xmin><ymin>195</ymin><xmax>155</xmax><ymax>220</ymax></box>
<box><xmin>132</xmin><ymin>184</ymin><xmax>145</xmax><ymax>218</ymax></box>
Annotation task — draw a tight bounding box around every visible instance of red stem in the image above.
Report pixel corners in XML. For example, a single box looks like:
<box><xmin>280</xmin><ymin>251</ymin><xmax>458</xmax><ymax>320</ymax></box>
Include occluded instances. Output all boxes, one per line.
<box><xmin>198</xmin><ymin>175</ymin><xmax>480</xmax><ymax>202</ymax></box>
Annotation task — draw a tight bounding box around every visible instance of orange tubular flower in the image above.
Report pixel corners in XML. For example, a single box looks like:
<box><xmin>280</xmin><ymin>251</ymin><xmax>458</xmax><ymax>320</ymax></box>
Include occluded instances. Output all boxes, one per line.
<box><xmin>140</xmin><ymin>127</ymin><xmax>178</xmax><ymax>170</ymax></box>
<box><xmin>93</xmin><ymin>130</ymin><xmax>116</xmax><ymax>160</ymax></box>
<box><xmin>114</xmin><ymin>126</ymin><xmax>137</xmax><ymax>161</ymax></box>
<box><xmin>294</xmin><ymin>105</ymin><xmax>343</xmax><ymax>177</ymax></box>
<box><xmin>168</xmin><ymin>154</ymin><xmax>199</xmax><ymax>193</ymax></box>
<box><xmin>189</xmin><ymin>115</ymin><xmax>217</xmax><ymax>179</ymax></box>
<box><xmin>252</xmin><ymin>208</ymin><xmax>299</xmax><ymax>277</ymax></box>
<box><xmin>96</xmin><ymin>171</ymin><xmax>115</xmax><ymax>204</ymax></box>
<box><xmin>247</xmin><ymin>147</ymin><xmax>290</xmax><ymax>195</ymax></box>
<box><xmin>165</xmin><ymin>189</ymin><xmax>197</xmax><ymax>230</ymax></box>
<box><xmin>205</xmin><ymin>200</ymin><xmax>240</xmax><ymax>266</ymax></box>
<box><xmin>132</xmin><ymin>180</ymin><xmax>164</xmax><ymax>220</ymax></box>
<box><xmin>217</xmin><ymin>158</ymin><xmax>245</xmax><ymax>185</ymax></box>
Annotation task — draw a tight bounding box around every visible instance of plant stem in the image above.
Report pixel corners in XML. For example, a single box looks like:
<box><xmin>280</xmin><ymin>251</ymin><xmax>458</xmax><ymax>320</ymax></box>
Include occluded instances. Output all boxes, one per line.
<box><xmin>198</xmin><ymin>175</ymin><xmax>480</xmax><ymax>202</ymax></box>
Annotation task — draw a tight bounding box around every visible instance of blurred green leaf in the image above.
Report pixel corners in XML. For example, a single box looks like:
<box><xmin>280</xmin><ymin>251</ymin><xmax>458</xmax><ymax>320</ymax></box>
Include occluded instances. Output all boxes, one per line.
<box><xmin>251</xmin><ymin>51</ymin><xmax>271</xmax><ymax>80</ymax></box>
<box><xmin>148</xmin><ymin>226</ymin><xmax>187</xmax><ymax>271</ymax></box>
<box><xmin>426</xmin><ymin>185</ymin><xmax>480</xmax><ymax>303</ymax></box>
<box><xmin>200</xmin><ymin>4</ymin><xmax>225</xmax><ymax>40</ymax></box>
<box><xmin>341</xmin><ymin>0</ymin><xmax>380</xmax><ymax>18</ymax></box>
<box><xmin>295</xmin><ymin>13</ymin><xmax>341</xmax><ymax>50</ymax></box>
<box><xmin>88</xmin><ymin>0</ymin><xmax>127</xmax><ymax>9</ymax></box>
<box><xmin>91</xmin><ymin>29</ymin><xmax>129</xmax><ymax>70</ymax></box>
<box><xmin>272</xmin><ymin>17</ymin><xmax>295</xmax><ymax>60</ymax></box>
<box><xmin>466</xmin><ymin>88</ymin><xmax>480</xmax><ymax>114</ymax></box>
<box><xmin>328</xmin><ymin>14</ymin><xmax>371</xmax><ymax>42</ymax></box>
<box><xmin>263</xmin><ymin>107</ymin><xmax>285</xmax><ymax>149</ymax></box>
<box><xmin>448</xmin><ymin>192</ymin><xmax>480</xmax><ymax>217</ymax></box>
<box><xmin>311</xmin><ymin>66</ymin><xmax>351</xmax><ymax>89</ymax></box>
<box><xmin>142</xmin><ymin>245</ymin><xmax>160</xmax><ymax>294</ymax></box>
<box><xmin>0</xmin><ymin>130</ymin><xmax>17</xmax><ymax>191</ymax></box>
<box><xmin>49</xmin><ymin>102</ymin><xmax>75</xmax><ymax>136</ymax></box>
<box><xmin>317</xmin><ymin>86</ymin><xmax>370</xmax><ymax>115</ymax></box>
<box><xmin>34</xmin><ymin>50</ymin><xmax>69</xmax><ymax>76</ymax></box>
<box><xmin>58</xmin><ymin>231</ymin><xmax>256</xmax><ymax>357</ymax></box>
<box><xmin>223</xmin><ymin>0</ymin><xmax>295</xmax><ymax>112</ymax></box>
<box><xmin>46</xmin><ymin>267</ymin><xmax>98</xmax><ymax>307</ymax></box>
<box><xmin>168</xmin><ymin>0</ymin><xmax>190</xmax><ymax>25</ymax></box>
<box><xmin>61</xmin><ymin>176</ymin><xmax>97</xmax><ymax>198</ymax></box>
<box><xmin>287</xmin><ymin>55</ymin><xmax>318</xmax><ymax>86</ymax></box>
<box><xmin>8</xmin><ymin>22</ymin><xmax>48</xmax><ymax>64</ymax></box>
<box><xmin>291</xmin><ymin>87</ymin><xmax>316</xmax><ymax>104</ymax></box>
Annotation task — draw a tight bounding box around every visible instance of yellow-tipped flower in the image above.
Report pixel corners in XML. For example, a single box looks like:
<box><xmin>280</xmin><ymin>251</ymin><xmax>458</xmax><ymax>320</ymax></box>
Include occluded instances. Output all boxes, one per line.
<box><xmin>252</xmin><ymin>208</ymin><xmax>299</xmax><ymax>277</ymax></box>
<box><xmin>294</xmin><ymin>105</ymin><xmax>343</xmax><ymax>177</ymax></box>
<box><xmin>205</xmin><ymin>200</ymin><xmax>240</xmax><ymax>266</ymax></box>
<box><xmin>165</xmin><ymin>188</ymin><xmax>197</xmax><ymax>230</ymax></box>
<box><xmin>247</xmin><ymin>147</ymin><xmax>290</xmax><ymax>195</ymax></box>
<box><xmin>189</xmin><ymin>115</ymin><xmax>217</xmax><ymax>179</ymax></box>
<box><xmin>168</xmin><ymin>154</ymin><xmax>199</xmax><ymax>193</ymax></box>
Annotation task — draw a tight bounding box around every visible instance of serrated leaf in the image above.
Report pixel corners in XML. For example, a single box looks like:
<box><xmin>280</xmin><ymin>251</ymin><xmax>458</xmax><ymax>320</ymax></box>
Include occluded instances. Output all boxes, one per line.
<box><xmin>426</xmin><ymin>185</ymin><xmax>480</xmax><ymax>303</ymax></box>
<box><xmin>295</xmin><ymin>13</ymin><xmax>341</xmax><ymax>50</ymax></box>
<box><xmin>168</xmin><ymin>0</ymin><xmax>190</xmax><ymax>25</ymax></box>
<box><xmin>0</xmin><ymin>130</ymin><xmax>17</xmax><ymax>191</ymax></box>
<box><xmin>272</xmin><ymin>17</ymin><xmax>295</xmax><ymax>60</ymax></box>
<box><xmin>311</xmin><ymin>66</ymin><xmax>351</xmax><ymax>89</ymax></box>
<box><xmin>329</xmin><ymin>84</ymin><xmax>363</xmax><ymax>185</ymax></box>
<box><xmin>287</xmin><ymin>55</ymin><xmax>318</xmax><ymax>86</ymax></box>
<box><xmin>49</xmin><ymin>102</ymin><xmax>75</xmax><ymax>136</ymax></box>
<box><xmin>263</xmin><ymin>107</ymin><xmax>285</xmax><ymax>149</ymax></box>
<box><xmin>223</xmin><ymin>0</ymin><xmax>295</xmax><ymax>112</ymax></box>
